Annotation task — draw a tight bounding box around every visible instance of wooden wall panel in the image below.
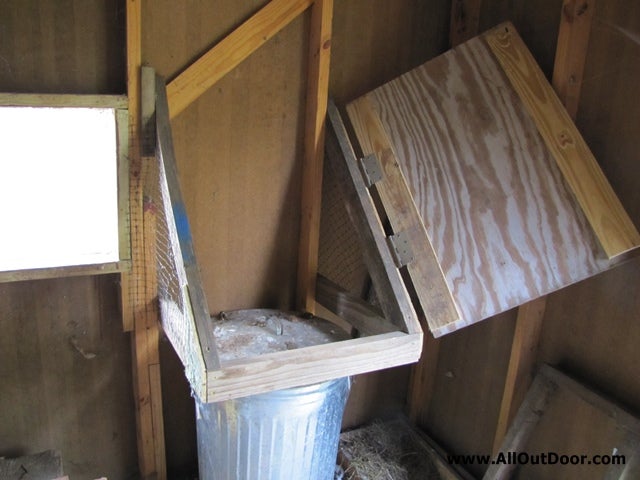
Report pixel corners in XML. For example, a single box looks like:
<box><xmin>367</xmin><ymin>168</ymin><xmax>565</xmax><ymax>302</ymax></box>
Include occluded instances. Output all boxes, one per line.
<box><xmin>424</xmin><ymin>309</ymin><xmax>516</xmax><ymax>478</ymax></box>
<box><xmin>144</xmin><ymin>0</ymin><xmax>307</xmax><ymax>314</ymax></box>
<box><xmin>0</xmin><ymin>0</ymin><xmax>125</xmax><ymax>93</ymax></box>
<box><xmin>0</xmin><ymin>276</ymin><xmax>137</xmax><ymax>479</ymax></box>
<box><xmin>0</xmin><ymin>1</ymin><xmax>136</xmax><ymax>478</ymax></box>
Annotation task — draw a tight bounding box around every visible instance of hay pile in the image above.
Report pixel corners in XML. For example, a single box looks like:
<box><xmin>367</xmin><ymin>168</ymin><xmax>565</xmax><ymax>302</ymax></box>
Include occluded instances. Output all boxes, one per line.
<box><xmin>338</xmin><ymin>420</ymin><xmax>442</xmax><ymax>480</ymax></box>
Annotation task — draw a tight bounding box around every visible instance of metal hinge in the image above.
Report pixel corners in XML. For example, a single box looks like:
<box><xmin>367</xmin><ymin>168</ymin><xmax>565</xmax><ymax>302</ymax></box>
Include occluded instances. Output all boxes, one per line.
<box><xmin>387</xmin><ymin>231</ymin><xmax>414</xmax><ymax>268</ymax></box>
<box><xmin>359</xmin><ymin>153</ymin><xmax>384</xmax><ymax>187</ymax></box>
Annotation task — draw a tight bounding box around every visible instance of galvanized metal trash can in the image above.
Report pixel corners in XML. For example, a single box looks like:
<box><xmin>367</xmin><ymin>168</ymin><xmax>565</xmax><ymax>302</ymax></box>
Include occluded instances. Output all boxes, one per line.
<box><xmin>196</xmin><ymin>310</ymin><xmax>352</xmax><ymax>480</ymax></box>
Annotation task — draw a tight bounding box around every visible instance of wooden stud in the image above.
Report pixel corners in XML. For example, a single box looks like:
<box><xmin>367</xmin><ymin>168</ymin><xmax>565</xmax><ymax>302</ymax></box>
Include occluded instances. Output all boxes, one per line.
<box><xmin>126</xmin><ymin>4</ymin><xmax>166</xmax><ymax>477</ymax></box>
<box><xmin>450</xmin><ymin>0</ymin><xmax>482</xmax><ymax>48</ymax></box>
<box><xmin>167</xmin><ymin>0</ymin><xmax>313</xmax><ymax>119</ymax></box>
<box><xmin>296</xmin><ymin>0</ymin><xmax>334</xmax><ymax>313</ymax></box>
<box><xmin>485</xmin><ymin>23</ymin><xmax>640</xmax><ymax>259</ymax></box>
<box><xmin>552</xmin><ymin>0</ymin><xmax>595</xmax><ymax>120</ymax></box>
<box><xmin>492</xmin><ymin>297</ymin><xmax>546</xmax><ymax>454</ymax></box>
<box><xmin>407</xmin><ymin>329</ymin><xmax>441</xmax><ymax>425</ymax></box>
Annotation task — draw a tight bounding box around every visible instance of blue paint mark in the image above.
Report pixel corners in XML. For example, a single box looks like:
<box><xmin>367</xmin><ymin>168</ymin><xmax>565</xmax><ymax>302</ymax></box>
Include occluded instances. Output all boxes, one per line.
<box><xmin>173</xmin><ymin>202</ymin><xmax>196</xmax><ymax>264</ymax></box>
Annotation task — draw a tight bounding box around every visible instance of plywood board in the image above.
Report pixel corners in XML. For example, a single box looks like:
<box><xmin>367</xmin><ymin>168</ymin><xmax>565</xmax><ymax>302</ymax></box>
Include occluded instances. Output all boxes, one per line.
<box><xmin>347</xmin><ymin>23</ymin><xmax>636</xmax><ymax>333</ymax></box>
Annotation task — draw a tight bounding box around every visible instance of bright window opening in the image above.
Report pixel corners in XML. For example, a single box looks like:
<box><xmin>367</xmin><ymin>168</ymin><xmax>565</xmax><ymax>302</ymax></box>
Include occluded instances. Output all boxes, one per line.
<box><xmin>0</xmin><ymin>106</ymin><xmax>120</xmax><ymax>272</ymax></box>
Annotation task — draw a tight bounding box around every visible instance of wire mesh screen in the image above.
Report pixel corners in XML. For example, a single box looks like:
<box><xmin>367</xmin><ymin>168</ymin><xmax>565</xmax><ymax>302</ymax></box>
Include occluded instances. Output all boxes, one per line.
<box><xmin>318</xmin><ymin>151</ymin><xmax>371</xmax><ymax>298</ymax></box>
<box><xmin>148</xmin><ymin>150</ymin><xmax>206</xmax><ymax>393</ymax></box>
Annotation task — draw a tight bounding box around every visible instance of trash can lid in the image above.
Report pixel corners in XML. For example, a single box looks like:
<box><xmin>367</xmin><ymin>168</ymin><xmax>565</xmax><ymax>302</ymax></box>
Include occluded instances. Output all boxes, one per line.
<box><xmin>213</xmin><ymin>309</ymin><xmax>351</xmax><ymax>362</ymax></box>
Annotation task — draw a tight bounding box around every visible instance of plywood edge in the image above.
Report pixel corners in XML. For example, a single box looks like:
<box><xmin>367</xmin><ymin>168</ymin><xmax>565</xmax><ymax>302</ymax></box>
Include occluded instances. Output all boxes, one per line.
<box><xmin>346</xmin><ymin>95</ymin><xmax>461</xmax><ymax>335</ymax></box>
<box><xmin>205</xmin><ymin>331</ymin><xmax>422</xmax><ymax>402</ymax></box>
<box><xmin>484</xmin><ymin>22</ymin><xmax>640</xmax><ymax>259</ymax></box>
<box><xmin>167</xmin><ymin>0</ymin><xmax>313</xmax><ymax>119</ymax></box>
<box><xmin>0</xmin><ymin>92</ymin><xmax>128</xmax><ymax>109</ymax></box>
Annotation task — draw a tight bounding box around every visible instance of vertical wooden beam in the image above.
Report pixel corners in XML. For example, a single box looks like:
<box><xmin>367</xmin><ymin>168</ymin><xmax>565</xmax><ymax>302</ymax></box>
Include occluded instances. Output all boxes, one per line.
<box><xmin>297</xmin><ymin>0</ymin><xmax>334</xmax><ymax>313</ymax></box>
<box><xmin>492</xmin><ymin>297</ymin><xmax>546</xmax><ymax>454</ymax></box>
<box><xmin>492</xmin><ymin>3</ymin><xmax>595</xmax><ymax>454</ymax></box>
<box><xmin>126</xmin><ymin>3</ymin><xmax>166</xmax><ymax>479</ymax></box>
<box><xmin>450</xmin><ymin>0</ymin><xmax>482</xmax><ymax>47</ymax></box>
<box><xmin>552</xmin><ymin>0</ymin><xmax>595</xmax><ymax>120</ymax></box>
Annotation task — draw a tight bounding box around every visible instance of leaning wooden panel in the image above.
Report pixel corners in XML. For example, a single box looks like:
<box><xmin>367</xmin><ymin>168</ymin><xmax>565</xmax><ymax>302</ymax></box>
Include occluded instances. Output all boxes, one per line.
<box><xmin>348</xmin><ymin>22</ymin><xmax>637</xmax><ymax>333</ymax></box>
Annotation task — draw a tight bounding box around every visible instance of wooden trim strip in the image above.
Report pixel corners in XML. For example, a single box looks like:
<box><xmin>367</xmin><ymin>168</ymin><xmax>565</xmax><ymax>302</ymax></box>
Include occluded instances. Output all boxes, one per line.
<box><xmin>325</xmin><ymin>101</ymin><xmax>418</xmax><ymax>334</ymax></box>
<box><xmin>552</xmin><ymin>0</ymin><xmax>596</xmax><ymax>119</ymax></box>
<box><xmin>0</xmin><ymin>261</ymin><xmax>131</xmax><ymax>283</ymax></box>
<box><xmin>0</xmin><ymin>92</ymin><xmax>128</xmax><ymax>109</ymax></box>
<box><xmin>167</xmin><ymin>0</ymin><xmax>313</xmax><ymax>119</ymax></box>
<box><xmin>207</xmin><ymin>332</ymin><xmax>421</xmax><ymax>402</ymax></box>
<box><xmin>296</xmin><ymin>0</ymin><xmax>334</xmax><ymax>313</ymax></box>
<box><xmin>116</xmin><ymin>109</ymin><xmax>131</xmax><ymax>263</ymax></box>
<box><xmin>156</xmin><ymin>74</ymin><xmax>221</xmax><ymax>372</ymax></box>
<box><xmin>485</xmin><ymin>22</ymin><xmax>640</xmax><ymax>259</ymax></box>
<box><xmin>347</xmin><ymin>96</ymin><xmax>460</xmax><ymax>336</ymax></box>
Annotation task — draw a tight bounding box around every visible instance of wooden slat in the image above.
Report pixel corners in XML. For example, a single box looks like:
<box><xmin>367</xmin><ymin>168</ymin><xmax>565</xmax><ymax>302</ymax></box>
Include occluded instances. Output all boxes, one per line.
<box><xmin>552</xmin><ymin>0</ymin><xmax>595</xmax><ymax>120</ymax></box>
<box><xmin>0</xmin><ymin>261</ymin><xmax>130</xmax><ymax>283</ymax></box>
<box><xmin>296</xmin><ymin>0</ymin><xmax>334</xmax><ymax>313</ymax></box>
<box><xmin>315</xmin><ymin>274</ymin><xmax>398</xmax><ymax>335</ymax></box>
<box><xmin>325</xmin><ymin>101</ymin><xmax>418</xmax><ymax>333</ymax></box>
<box><xmin>450</xmin><ymin>0</ymin><xmax>482</xmax><ymax>47</ymax></box>
<box><xmin>485</xmin><ymin>22</ymin><xmax>640</xmax><ymax>259</ymax></box>
<box><xmin>492</xmin><ymin>297</ymin><xmax>546</xmax><ymax>454</ymax></box>
<box><xmin>207</xmin><ymin>332</ymin><xmax>421</xmax><ymax>402</ymax></box>
<box><xmin>156</xmin><ymin>74</ymin><xmax>221</xmax><ymax>372</ymax></box>
<box><xmin>347</xmin><ymin>96</ymin><xmax>460</xmax><ymax>337</ymax></box>
<box><xmin>166</xmin><ymin>0</ymin><xmax>313</xmax><ymax>119</ymax></box>
<box><xmin>0</xmin><ymin>92</ymin><xmax>128</xmax><ymax>108</ymax></box>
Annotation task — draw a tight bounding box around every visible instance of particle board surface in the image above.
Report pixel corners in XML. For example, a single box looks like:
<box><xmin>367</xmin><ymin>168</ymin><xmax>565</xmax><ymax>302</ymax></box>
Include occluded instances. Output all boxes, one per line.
<box><xmin>347</xmin><ymin>23</ymin><xmax>637</xmax><ymax>333</ymax></box>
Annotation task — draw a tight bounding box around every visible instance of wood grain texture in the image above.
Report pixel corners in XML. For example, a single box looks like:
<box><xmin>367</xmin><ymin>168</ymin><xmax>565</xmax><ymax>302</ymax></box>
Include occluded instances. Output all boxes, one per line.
<box><xmin>166</xmin><ymin>0</ymin><xmax>313</xmax><ymax>119</ymax></box>
<box><xmin>296</xmin><ymin>0</ymin><xmax>334</xmax><ymax>312</ymax></box>
<box><xmin>207</xmin><ymin>332</ymin><xmax>421</xmax><ymax>402</ymax></box>
<box><xmin>486</xmin><ymin>22</ymin><xmax>640</xmax><ymax>258</ymax></box>
<box><xmin>359</xmin><ymin>28</ymin><xmax>614</xmax><ymax>330</ymax></box>
<box><xmin>347</xmin><ymin>96</ymin><xmax>460</xmax><ymax>336</ymax></box>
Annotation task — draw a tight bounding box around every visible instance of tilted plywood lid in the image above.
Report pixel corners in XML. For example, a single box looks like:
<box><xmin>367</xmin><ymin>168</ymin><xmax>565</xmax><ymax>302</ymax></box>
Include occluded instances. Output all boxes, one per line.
<box><xmin>345</xmin><ymin>22</ymin><xmax>639</xmax><ymax>336</ymax></box>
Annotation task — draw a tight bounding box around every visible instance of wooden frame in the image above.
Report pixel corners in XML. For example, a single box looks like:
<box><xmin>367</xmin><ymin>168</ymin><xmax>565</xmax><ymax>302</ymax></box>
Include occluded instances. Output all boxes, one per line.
<box><xmin>484</xmin><ymin>364</ymin><xmax>640</xmax><ymax>479</ymax></box>
<box><xmin>0</xmin><ymin>93</ymin><xmax>131</xmax><ymax>283</ymax></box>
<box><xmin>155</xmin><ymin>79</ymin><xmax>423</xmax><ymax>403</ymax></box>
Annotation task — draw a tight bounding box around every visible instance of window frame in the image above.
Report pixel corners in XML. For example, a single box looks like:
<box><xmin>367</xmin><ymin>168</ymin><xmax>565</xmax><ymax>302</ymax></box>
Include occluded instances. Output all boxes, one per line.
<box><xmin>0</xmin><ymin>93</ymin><xmax>131</xmax><ymax>282</ymax></box>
